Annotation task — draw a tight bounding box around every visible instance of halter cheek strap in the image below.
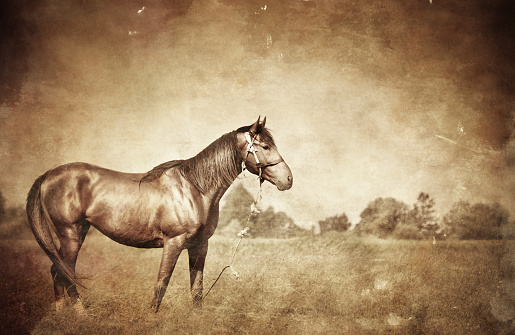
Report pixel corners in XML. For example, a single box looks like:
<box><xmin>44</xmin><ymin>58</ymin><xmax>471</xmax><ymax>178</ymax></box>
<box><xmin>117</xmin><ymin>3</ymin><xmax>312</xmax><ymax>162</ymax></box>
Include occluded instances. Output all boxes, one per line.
<box><xmin>241</xmin><ymin>132</ymin><xmax>285</xmax><ymax>178</ymax></box>
<box><xmin>242</xmin><ymin>132</ymin><xmax>260</xmax><ymax>173</ymax></box>
<box><xmin>246</xmin><ymin>132</ymin><xmax>261</xmax><ymax>163</ymax></box>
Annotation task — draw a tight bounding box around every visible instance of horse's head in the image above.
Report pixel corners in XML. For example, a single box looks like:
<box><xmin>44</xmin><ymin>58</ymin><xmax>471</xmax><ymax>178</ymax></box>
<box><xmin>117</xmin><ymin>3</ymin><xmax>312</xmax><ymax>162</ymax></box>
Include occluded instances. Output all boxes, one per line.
<box><xmin>238</xmin><ymin>117</ymin><xmax>293</xmax><ymax>191</ymax></box>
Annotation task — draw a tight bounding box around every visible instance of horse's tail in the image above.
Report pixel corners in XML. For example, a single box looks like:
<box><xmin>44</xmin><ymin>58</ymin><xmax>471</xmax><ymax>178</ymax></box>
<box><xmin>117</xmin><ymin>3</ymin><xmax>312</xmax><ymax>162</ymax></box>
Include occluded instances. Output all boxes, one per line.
<box><xmin>26</xmin><ymin>172</ymin><xmax>85</xmax><ymax>288</ymax></box>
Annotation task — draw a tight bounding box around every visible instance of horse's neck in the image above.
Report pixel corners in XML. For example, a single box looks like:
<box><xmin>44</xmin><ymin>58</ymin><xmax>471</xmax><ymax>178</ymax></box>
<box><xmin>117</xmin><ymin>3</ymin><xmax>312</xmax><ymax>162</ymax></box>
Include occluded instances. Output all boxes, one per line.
<box><xmin>180</xmin><ymin>132</ymin><xmax>243</xmax><ymax>196</ymax></box>
<box><xmin>208</xmin><ymin>184</ymin><xmax>233</xmax><ymax>205</ymax></box>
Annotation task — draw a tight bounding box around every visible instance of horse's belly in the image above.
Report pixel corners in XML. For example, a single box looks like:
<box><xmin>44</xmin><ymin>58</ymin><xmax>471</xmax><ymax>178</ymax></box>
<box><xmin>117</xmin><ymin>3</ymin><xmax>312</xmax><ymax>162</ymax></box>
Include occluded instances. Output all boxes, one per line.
<box><xmin>99</xmin><ymin>229</ymin><xmax>165</xmax><ymax>248</ymax></box>
<box><xmin>87</xmin><ymin>212</ymin><xmax>164</xmax><ymax>247</ymax></box>
<box><xmin>86</xmin><ymin>196</ymin><xmax>202</xmax><ymax>248</ymax></box>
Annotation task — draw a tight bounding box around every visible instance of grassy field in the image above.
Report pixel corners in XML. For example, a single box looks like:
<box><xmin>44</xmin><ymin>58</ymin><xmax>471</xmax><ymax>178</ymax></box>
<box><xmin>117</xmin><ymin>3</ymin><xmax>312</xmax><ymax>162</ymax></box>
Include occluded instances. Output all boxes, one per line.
<box><xmin>0</xmin><ymin>231</ymin><xmax>511</xmax><ymax>334</ymax></box>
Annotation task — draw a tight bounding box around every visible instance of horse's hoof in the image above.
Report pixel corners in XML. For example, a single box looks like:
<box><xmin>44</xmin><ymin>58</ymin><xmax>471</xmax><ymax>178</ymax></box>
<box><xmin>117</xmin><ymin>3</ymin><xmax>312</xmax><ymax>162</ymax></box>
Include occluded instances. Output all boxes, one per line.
<box><xmin>192</xmin><ymin>307</ymin><xmax>203</xmax><ymax>316</ymax></box>
<box><xmin>73</xmin><ymin>298</ymin><xmax>87</xmax><ymax>316</ymax></box>
<box><xmin>150</xmin><ymin>302</ymin><xmax>160</xmax><ymax>313</ymax></box>
<box><xmin>55</xmin><ymin>299</ymin><xmax>65</xmax><ymax>312</ymax></box>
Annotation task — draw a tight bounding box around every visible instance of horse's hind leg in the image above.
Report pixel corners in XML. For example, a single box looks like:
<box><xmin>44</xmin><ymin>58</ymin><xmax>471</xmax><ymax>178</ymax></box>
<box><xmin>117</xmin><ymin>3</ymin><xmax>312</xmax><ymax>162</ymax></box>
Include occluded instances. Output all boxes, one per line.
<box><xmin>51</xmin><ymin>221</ymin><xmax>90</xmax><ymax>312</ymax></box>
<box><xmin>50</xmin><ymin>263</ymin><xmax>66</xmax><ymax>311</ymax></box>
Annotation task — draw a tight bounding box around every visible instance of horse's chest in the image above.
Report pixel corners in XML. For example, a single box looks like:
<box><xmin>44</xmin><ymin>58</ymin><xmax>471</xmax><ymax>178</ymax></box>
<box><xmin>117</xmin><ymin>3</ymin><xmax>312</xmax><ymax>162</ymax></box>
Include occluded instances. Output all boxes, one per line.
<box><xmin>157</xmin><ymin>199</ymin><xmax>216</xmax><ymax>239</ymax></box>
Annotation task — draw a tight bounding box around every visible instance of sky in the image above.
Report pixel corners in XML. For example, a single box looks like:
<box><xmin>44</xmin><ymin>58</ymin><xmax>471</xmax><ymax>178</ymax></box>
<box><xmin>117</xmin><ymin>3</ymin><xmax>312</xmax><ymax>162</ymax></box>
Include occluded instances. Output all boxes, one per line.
<box><xmin>1</xmin><ymin>0</ymin><xmax>514</xmax><ymax>228</ymax></box>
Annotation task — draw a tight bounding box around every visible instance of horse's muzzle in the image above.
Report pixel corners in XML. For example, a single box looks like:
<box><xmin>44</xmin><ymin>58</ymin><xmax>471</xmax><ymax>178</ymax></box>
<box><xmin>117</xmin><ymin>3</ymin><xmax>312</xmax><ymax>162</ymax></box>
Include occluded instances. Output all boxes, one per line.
<box><xmin>263</xmin><ymin>161</ymin><xmax>293</xmax><ymax>191</ymax></box>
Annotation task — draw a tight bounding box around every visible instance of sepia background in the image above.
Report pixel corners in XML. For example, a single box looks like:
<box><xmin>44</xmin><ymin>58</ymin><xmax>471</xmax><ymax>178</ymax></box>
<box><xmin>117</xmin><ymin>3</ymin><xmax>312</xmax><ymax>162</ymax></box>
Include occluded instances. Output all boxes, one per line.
<box><xmin>1</xmin><ymin>0</ymin><xmax>514</xmax><ymax>334</ymax></box>
<box><xmin>1</xmin><ymin>0</ymin><xmax>514</xmax><ymax>227</ymax></box>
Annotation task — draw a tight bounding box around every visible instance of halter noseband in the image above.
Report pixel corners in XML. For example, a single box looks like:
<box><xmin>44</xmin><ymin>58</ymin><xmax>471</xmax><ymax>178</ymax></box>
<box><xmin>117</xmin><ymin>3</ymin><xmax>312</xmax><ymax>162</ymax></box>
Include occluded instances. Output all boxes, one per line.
<box><xmin>241</xmin><ymin>132</ymin><xmax>284</xmax><ymax>178</ymax></box>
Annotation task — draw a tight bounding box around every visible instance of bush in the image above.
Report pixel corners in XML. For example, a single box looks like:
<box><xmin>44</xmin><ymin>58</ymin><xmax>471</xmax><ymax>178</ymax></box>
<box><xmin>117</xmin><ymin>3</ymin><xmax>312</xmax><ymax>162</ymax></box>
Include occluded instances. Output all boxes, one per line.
<box><xmin>356</xmin><ymin>198</ymin><xmax>409</xmax><ymax>238</ymax></box>
<box><xmin>442</xmin><ymin>201</ymin><xmax>510</xmax><ymax>240</ymax></box>
<box><xmin>318</xmin><ymin>213</ymin><xmax>351</xmax><ymax>234</ymax></box>
<box><xmin>392</xmin><ymin>224</ymin><xmax>424</xmax><ymax>240</ymax></box>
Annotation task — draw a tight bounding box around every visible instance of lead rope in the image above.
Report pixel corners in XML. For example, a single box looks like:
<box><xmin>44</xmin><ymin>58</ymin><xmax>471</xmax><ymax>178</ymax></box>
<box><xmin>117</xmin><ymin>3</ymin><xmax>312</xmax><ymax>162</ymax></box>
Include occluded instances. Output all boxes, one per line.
<box><xmin>199</xmin><ymin>177</ymin><xmax>263</xmax><ymax>304</ymax></box>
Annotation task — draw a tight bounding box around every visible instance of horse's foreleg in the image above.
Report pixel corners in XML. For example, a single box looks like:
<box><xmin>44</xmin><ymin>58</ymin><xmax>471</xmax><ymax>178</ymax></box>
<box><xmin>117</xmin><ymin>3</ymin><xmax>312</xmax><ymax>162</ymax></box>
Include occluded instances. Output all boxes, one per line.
<box><xmin>188</xmin><ymin>241</ymin><xmax>208</xmax><ymax>310</ymax></box>
<box><xmin>151</xmin><ymin>235</ymin><xmax>186</xmax><ymax>312</ymax></box>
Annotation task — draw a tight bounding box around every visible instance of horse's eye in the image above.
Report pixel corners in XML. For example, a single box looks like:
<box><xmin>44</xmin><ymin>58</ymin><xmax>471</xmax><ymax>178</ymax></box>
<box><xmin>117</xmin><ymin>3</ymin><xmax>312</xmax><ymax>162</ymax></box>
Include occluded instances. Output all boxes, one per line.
<box><xmin>262</xmin><ymin>145</ymin><xmax>269</xmax><ymax>150</ymax></box>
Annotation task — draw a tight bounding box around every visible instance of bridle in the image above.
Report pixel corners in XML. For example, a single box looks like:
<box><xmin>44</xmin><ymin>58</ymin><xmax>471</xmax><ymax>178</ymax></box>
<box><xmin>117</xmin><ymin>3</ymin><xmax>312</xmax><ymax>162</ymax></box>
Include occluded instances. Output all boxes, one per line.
<box><xmin>241</xmin><ymin>132</ymin><xmax>284</xmax><ymax>179</ymax></box>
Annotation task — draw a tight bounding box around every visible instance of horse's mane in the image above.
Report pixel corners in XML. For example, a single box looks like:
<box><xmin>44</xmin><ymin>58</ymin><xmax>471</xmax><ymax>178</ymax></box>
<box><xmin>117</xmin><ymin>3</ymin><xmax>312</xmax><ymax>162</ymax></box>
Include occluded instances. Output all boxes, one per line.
<box><xmin>140</xmin><ymin>126</ymin><xmax>275</xmax><ymax>194</ymax></box>
<box><xmin>178</xmin><ymin>132</ymin><xmax>240</xmax><ymax>194</ymax></box>
<box><xmin>139</xmin><ymin>160</ymin><xmax>184</xmax><ymax>184</ymax></box>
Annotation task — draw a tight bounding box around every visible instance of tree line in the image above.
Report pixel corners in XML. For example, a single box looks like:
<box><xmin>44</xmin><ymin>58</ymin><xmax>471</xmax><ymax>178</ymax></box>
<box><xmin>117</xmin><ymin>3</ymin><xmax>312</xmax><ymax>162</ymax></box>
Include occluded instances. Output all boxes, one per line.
<box><xmin>218</xmin><ymin>187</ymin><xmax>513</xmax><ymax>240</ymax></box>
<box><xmin>0</xmin><ymin>187</ymin><xmax>512</xmax><ymax>240</ymax></box>
<box><xmin>354</xmin><ymin>192</ymin><xmax>511</xmax><ymax>240</ymax></box>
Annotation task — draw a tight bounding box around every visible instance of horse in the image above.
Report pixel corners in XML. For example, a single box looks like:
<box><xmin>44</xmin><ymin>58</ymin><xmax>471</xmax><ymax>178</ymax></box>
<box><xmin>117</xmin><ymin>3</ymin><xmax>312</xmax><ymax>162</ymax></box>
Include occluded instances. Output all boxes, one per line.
<box><xmin>26</xmin><ymin>116</ymin><xmax>292</xmax><ymax>312</ymax></box>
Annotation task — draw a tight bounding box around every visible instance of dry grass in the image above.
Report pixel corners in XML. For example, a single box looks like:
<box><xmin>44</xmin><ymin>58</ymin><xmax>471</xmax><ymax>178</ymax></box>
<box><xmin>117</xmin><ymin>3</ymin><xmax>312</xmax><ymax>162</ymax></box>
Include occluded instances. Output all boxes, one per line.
<box><xmin>0</xmin><ymin>232</ymin><xmax>509</xmax><ymax>334</ymax></box>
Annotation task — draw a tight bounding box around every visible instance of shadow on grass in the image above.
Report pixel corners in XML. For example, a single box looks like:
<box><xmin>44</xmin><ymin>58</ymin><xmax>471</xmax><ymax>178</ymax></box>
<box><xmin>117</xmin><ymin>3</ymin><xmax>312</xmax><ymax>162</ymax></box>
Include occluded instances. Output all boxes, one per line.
<box><xmin>0</xmin><ymin>243</ymin><xmax>54</xmax><ymax>335</ymax></box>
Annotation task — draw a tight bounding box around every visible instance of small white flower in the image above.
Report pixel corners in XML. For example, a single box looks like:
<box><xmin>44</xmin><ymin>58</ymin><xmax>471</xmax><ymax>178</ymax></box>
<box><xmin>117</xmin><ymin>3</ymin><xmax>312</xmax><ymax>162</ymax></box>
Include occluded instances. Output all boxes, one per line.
<box><xmin>237</xmin><ymin>227</ymin><xmax>250</xmax><ymax>238</ymax></box>
<box><xmin>230</xmin><ymin>266</ymin><xmax>240</xmax><ymax>280</ymax></box>
<box><xmin>374</xmin><ymin>279</ymin><xmax>389</xmax><ymax>290</ymax></box>
<box><xmin>250</xmin><ymin>203</ymin><xmax>260</xmax><ymax>214</ymax></box>
<box><xmin>387</xmin><ymin>313</ymin><xmax>403</xmax><ymax>326</ymax></box>
<box><xmin>457</xmin><ymin>122</ymin><xmax>465</xmax><ymax>135</ymax></box>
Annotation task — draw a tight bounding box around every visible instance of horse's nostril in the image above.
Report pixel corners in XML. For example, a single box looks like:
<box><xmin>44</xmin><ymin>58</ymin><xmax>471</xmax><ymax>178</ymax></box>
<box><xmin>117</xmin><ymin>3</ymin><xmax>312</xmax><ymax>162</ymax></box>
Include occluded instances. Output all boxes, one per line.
<box><xmin>287</xmin><ymin>175</ymin><xmax>292</xmax><ymax>182</ymax></box>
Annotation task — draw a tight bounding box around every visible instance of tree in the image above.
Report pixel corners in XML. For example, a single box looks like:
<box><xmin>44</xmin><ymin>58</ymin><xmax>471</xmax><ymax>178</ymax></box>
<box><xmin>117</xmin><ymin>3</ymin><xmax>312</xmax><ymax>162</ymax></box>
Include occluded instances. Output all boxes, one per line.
<box><xmin>356</xmin><ymin>198</ymin><xmax>409</xmax><ymax>238</ymax></box>
<box><xmin>443</xmin><ymin>201</ymin><xmax>510</xmax><ymax>240</ymax></box>
<box><xmin>219</xmin><ymin>184</ymin><xmax>304</xmax><ymax>238</ymax></box>
<box><xmin>254</xmin><ymin>206</ymin><xmax>305</xmax><ymax>238</ymax></box>
<box><xmin>219</xmin><ymin>184</ymin><xmax>256</xmax><ymax>229</ymax></box>
<box><xmin>401</xmin><ymin>192</ymin><xmax>439</xmax><ymax>239</ymax></box>
<box><xmin>318</xmin><ymin>213</ymin><xmax>351</xmax><ymax>234</ymax></box>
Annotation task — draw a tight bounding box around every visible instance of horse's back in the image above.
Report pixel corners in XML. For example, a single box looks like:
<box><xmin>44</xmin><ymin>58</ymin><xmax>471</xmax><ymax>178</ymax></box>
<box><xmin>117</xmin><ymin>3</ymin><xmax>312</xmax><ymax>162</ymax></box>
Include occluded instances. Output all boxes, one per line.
<box><xmin>40</xmin><ymin>163</ymin><xmax>143</xmax><ymax>224</ymax></box>
<box><xmin>45</xmin><ymin>162</ymin><xmax>144</xmax><ymax>181</ymax></box>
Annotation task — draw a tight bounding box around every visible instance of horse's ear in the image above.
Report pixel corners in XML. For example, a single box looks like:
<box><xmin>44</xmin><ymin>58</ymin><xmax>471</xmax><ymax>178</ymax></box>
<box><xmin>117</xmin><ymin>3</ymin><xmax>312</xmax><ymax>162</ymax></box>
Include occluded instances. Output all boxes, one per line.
<box><xmin>249</xmin><ymin>116</ymin><xmax>261</xmax><ymax>135</ymax></box>
<box><xmin>261</xmin><ymin>116</ymin><xmax>266</xmax><ymax>129</ymax></box>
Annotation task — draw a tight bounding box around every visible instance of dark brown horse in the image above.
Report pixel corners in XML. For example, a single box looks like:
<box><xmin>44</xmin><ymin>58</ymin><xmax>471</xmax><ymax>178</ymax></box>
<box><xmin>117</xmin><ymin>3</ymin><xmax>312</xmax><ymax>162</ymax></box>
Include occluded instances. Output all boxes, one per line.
<box><xmin>26</xmin><ymin>117</ymin><xmax>292</xmax><ymax>312</ymax></box>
